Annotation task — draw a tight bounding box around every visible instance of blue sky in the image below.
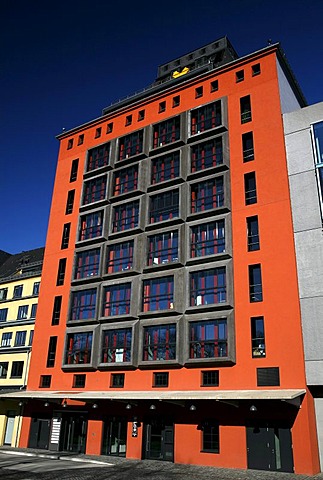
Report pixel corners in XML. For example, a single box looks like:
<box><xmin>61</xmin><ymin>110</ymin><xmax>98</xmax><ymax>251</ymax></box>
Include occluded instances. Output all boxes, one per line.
<box><xmin>1</xmin><ymin>0</ymin><xmax>323</xmax><ymax>254</ymax></box>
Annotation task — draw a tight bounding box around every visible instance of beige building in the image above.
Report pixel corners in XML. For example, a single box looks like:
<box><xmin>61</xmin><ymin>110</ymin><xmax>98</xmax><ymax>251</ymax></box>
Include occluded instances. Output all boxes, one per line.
<box><xmin>0</xmin><ymin>247</ymin><xmax>44</xmax><ymax>446</ymax></box>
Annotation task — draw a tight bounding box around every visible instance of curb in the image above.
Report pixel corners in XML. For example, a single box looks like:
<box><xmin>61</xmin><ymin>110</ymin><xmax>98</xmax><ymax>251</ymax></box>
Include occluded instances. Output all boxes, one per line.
<box><xmin>0</xmin><ymin>450</ymin><xmax>113</xmax><ymax>466</ymax></box>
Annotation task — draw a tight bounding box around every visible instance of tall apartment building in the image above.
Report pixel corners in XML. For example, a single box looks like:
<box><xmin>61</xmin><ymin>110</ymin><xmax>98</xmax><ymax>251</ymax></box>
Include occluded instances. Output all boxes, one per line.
<box><xmin>3</xmin><ymin>37</ymin><xmax>320</xmax><ymax>473</ymax></box>
<box><xmin>284</xmin><ymin>102</ymin><xmax>323</xmax><ymax>467</ymax></box>
<box><xmin>0</xmin><ymin>247</ymin><xmax>44</xmax><ymax>446</ymax></box>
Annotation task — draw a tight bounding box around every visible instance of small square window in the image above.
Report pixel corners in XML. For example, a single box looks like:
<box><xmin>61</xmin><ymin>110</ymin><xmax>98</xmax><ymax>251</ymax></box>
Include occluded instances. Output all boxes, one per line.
<box><xmin>78</xmin><ymin>134</ymin><xmax>84</xmax><ymax>145</ymax></box>
<box><xmin>67</xmin><ymin>139</ymin><xmax>74</xmax><ymax>150</ymax></box>
<box><xmin>252</xmin><ymin>63</ymin><xmax>261</xmax><ymax>76</ymax></box>
<box><xmin>153</xmin><ymin>372</ymin><xmax>169</xmax><ymax>387</ymax></box>
<box><xmin>125</xmin><ymin>115</ymin><xmax>132</xmax><ymax>126</ymax></box>
<box><xmin>236</xmin><ymin>70</ymin><xmax>244</xmax><ymax>82</ymax></box>
<box><xmin>11</xmin><ymin>361</ymin><xmax>24</xmax><ymax>378</ymax></box>
<box><xmin>195</xmin><ymin>86</ymin><xmax>203</xmax><ymax>98</ymax></box>
<box><xmin>73</xmin><ymin>374</ymin><xmax>86</xmax><ymax>388</ymax></box>
<box><xmin>138</xmin><ymin>110</ymin><xmax>145</xmax><ymax>121</ymax></box>
<box><xmin>95</xmin><ymin>127</ymin><xmax>102</xmax><ymax>138</ymax></box>
<box><xmin>111</xmin><ymin>373</ymin><xmax>125</xmax><ymax>388</ymax></box>
<box><xmin>172</xmin><ymin>96</ymin><xmax>180</xmax><ymax>107</ymax></box>
<box><xmin>107</xmin><ymin>122</ymin><xmax>113</xmax><ymax>134</ymax></box>
<box><xmin>211</xmin><ymin>80</ymin><xmax>218</xmax><ymax>92</ymax></box>
<box><xmin>257</xmin><ymin>367</ymin><xmax>280</xmax><ymax>386</ymax></box>
<box><xmin>40</xmin><ymin>375</ymin><xmax>51</xmax><ymax>388</ymax></box>
<box><xmin>201</xmin><ymin>370</ymin><xmax>219</xmax><ymax>387</ymax></box>
<box><xmin>159</xmin><ymin>101</ymin><xmax>166</xmax><ymax>113</ymax></box>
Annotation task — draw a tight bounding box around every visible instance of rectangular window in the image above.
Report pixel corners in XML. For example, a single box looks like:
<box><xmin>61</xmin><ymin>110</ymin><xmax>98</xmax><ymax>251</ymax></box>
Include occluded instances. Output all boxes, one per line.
<box><xmin>17</xmin><ymin>305</ymin><xmax>28</xmax><ymax>320</ymax></box>
<box><xmin>312</xmin><ymin>122</ymin><xmax>323</xmax><ymax>210</ymax></box>
<box><xmin>172</xmin><ymin>95</ymin><xmax>180</xmax><ymax>107</ymax></box>
<box><xmin>95</xmin><ymin>127</ymin><xmax>102</xmax><ymax>138</ymax></box>
<box><xmin>251</xmin><ymin>317</ymin><xmax>266</xmax><ymax>357</ymax></box>
<box><xmin>153</xmin><ymin>372</ymin><xmax>169</xmax><ymax>387</ymax></box>
<box><xmin>74</xmin><ymin>248</ymin><xmax>100</xmax><ymax>279</ymax></box>
<box><xmin>61</xmin><ymin>223</ymin><xmax>71</xmax><ymax>249</ymax></box>
<box><xmin>70</xmin><ymin>289</ymin><xmax>97</xmax><ymax>321</ymax></box>
<box><xmin>149</xmin><ymin>190</ymin><xmax>179</xmax><ymax>223</ymax></box>
<box><xmin>191</xmin><ymin>101</ymin><xmax>221</xmax><ymax>135</ymax></box>
<box><xmin>29</xmin><ymin>330</ymin><xmax>34</xmax><ymax>346</ymax></box>
<box><xmin>153</xmin><ymin>117</ymin><xmax>180</xmax><ymax>148</ymax></box>
<box><xmin>13</xmin><ymin>285</ymin><xmax>23</xmax><ymax>298</ymax></box>
<box><xmin>113</xmin><ymin>165</ymin><xmax>138</xmax><ymax>196</ymax></box>
<box><xmin>1</xmin><ymin>332</ymin><xmax>12</xmax><ymax>347</ymax></box>
<box><xmin>151</xmin><ymin>151</ymin><xmax>180</xmax><ymax>185</ymax></box>
<box><xmin>11</xmin><ymin>361</ymin><xmax>24</xmax><ymax>378</ymax></box>
<box><xmin>242</xmin><ymin>132</ymin><xmax>254</xmax><ymax>162</ymax></box>
<box><xmin>191</xmin><ymin>178</ymin><xmax>224</xmax><ymax>213</ymax></box>
<box><xmin>73</xmin><ymin>374</ymin><xmax>86</xmax><ymax>388</ymax></box>
<box><xmin>111</xmin><ymin>373</ymin><xmax>125</xmax><ymax>388</ymax></box>
<box><xmin>118</xmin><ymin>130</ymin><xmax>143</xmax><ymax>160</ymax></box>
<box><xmin>78</xmin><ymin>134</ymin><xmax>84</xmax><ymax>145</ymax></box>
<box><xmin>40</xmin><ymin>375</ymin><xmax>51</xmax><ymax>388</ymax></box>
<box><xmin>0</xmin><ymin>288</ymin><xmax>8</xmax><ymax>300</ymax></box>
<box><xmin>32</xmin><ymin>282</ymin><xmax>40</xmax><ymax>296</ymax></box>
<box><xmin>211</xmin><ymin>80</ymin><xmax>218</xmax><ymax>92</ymax></box>
<box><xmin>244</xmin><ymin>172</ymin><xmax>257</xmax><ymax>205</ymax></box>
<box><xmin>0</xmin><ymin>362</ymin><xmax>8</xmax><ymax>378</ymax></box>
<box><xmin>191</xmin><ymin>138</ymin><xmax>223</xmax><ymax>172</ymax></box>
<box><xmin>195</xmin><ymin>86</ymin><xmax>203</xmax><ymax>98</ymax></box>
<box><xmin>247</xmin><ymin>216</ymin><xmax>260</xmax><ymax>251</ymax></box>
<box><xmin>190</xmin><ymin>319</ymin><xmax>227</xmax><ymax>359</ymax></box>
<box><xmin>143</xmin><ymin>324</ymin><xmax>176</xmax><ymax>361</ymax></box>
<box><xmin>240</xmin><ymin>95</ymin><xmax>252</xmax><ymax>123</ymax></box>
<box><xmin>52</xmin><ymin>296</ymin><xmax>62</xmax><ymax>326</ymax></box>
<box><xmin>46</xmin><ymin>336</ymin><xmax>58</xmax><ymax>367</ymax></box>
<box><xmin>201</xmin><ymin>370</ymin><xmax>219</xmax><ymax>387</ymax></box>
<box><xmin>65</xmin><ymin>190</ymin><xmax>75</xmax><ymax>215</ymax></box>
<box><xmin>202</xmin><ymin>422</ymin><xmax>219</xmax><ymax>453</ymax></box>
<box><xmin>190</xmin><ymin>267</ymin><xmax>226</xmax><ymax>306</ymax></box>
<box><xmin>30</xmin><ymin>304</ymin><xmax>37</xmax><ymax>318</ymax></box>
<box><xmin>67</xmin><ymin>139</ymin><xmax>73</xmax><ymax>150</ymax></box>
<box><xmin>56</xmin><ymin>258</ymin><xmax>67</xmax><ymax>286</ymax></box>
<box><xmin>148</xmin><ymin>231</ymin><xmax>178</xmax><ymax>266</ymax></box>
<box><xmin>83</xmin><ymin>176</ymin><xmax>107</xmax><ymax>205</ymax></box>
<box><xmin>70</xmin><ymin>159</ymin><xmax>79</xmax><ymax>182</ymax></box>
<box><xmin>15</xmin><ymin>331</ymin><xmax>27</xmax><ymax>346</ymax></box>
<box><xmin>0</xmin><ymin>308</ymin><xmax>8</xmax><ymax>322</ymax></box>
<box><xmin>236</xmin><ymin>69</ymin><xmax>244</xmax><ymax>82</ymax></box>
<box><xmin>252</xmin><ymin>63</ymin><xmax>261</xmax><ymax>76</ymax></box>
<box><xmin>143</xmin><ymin>276</ymin><xmax>174</xmax><ymax>312</ymax></box>
<box><xmin>87</xmin><ymin>143</ymin><xmax>110</xmax><ymax>171</ymax></box>
<box><xmin>138</xmin><ymin>110</ymin><xmax>145</xmax><ymax>121</ymax></box>
<box><xmin>102</xmin><ymin>328</ymin><xmax>132</xmax><ymax>363</ymax></box>
<box><xmin>106</xmin><ymin>241</ymin><xmax>133</xmax><ymax>273</ymax></box>
<box><xmin>66</xmin><ymin>332</ymin><xmax>93</xmax><ymax>365</ymax></box>
<box><xmin>107</xmin><ymin>122</ymin><xmax>113</xmax><ymax>134</ymax></box>
<box><xmin>125</xmin><ymin>115</ymin><xmax>132</xmax><ymax>126</ymax></box>
<box><xmin>112</xmin><ymin>200</ymin><xmax>139</xmax><ymax>232</ymax></box>
<box><xmin>102</xmin><ymin>283</ymin><xmax>131</xmax><ymax>317</ymax></box>
<box><xmin>159</xmin><ymin>101</ymin><xmax>166</xmax><ymax>113</ymax></box>
<box><xmin>191</xmin><ymin>220</ymin><xmax>225</xmax><ymax>258</ymax></box>
<box><xmin>257</xmin><ymin>367</ymin><xmax>280</xmax><ymax>386</ymax></box>
<box><xmin>249</xmin><ymin>264</ymin><xmax>263</xmax><ymax>302</ymax></box>
<box><xmin>79</xmin><ymin>211</ymin><xmax>103</xmax><ymax>241</ymax></box>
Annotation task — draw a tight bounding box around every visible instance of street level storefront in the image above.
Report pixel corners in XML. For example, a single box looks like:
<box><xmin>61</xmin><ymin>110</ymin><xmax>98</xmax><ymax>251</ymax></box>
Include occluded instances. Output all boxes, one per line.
<box><xmin>0</xmin><ymin>388</ymin><xmax>317</xmax><ymax>474</ymax></box>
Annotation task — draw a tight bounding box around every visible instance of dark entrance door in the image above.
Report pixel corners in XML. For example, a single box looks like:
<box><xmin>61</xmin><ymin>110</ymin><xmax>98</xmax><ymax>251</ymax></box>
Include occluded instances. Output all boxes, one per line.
<box><xmin>60</xmin><ymin>414</ymin><xmax>87</xmax><ymax>453</ymax></box>
<box><xmin>143</xmin><ymin>418</ymin><xmax>174</xmax><ymax>462</ymax></box>
<box><xmin>102</xmin><ymin>417</ymin><xmax>127</xmax><ymax>456</ymax></box>
<box><xmin>28</xmin><ymin>418</ymin><xmax>51</xmax><ymax>449</ymax></box>
<box><xmin>247</xmin><ymin>423</ymin><xmax>294</xmax><ymax>472</ymax></box>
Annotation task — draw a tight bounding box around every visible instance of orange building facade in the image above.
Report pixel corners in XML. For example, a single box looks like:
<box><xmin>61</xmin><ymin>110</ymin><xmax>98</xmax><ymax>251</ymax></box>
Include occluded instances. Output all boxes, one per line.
<box><xmin>9</xmin><ymin>38</ymin><xmax>320</xmax><ymax>473</ymax></box>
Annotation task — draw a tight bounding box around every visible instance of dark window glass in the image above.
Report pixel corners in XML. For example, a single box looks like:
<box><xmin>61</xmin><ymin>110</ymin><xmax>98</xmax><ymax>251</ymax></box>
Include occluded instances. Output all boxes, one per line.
<box><xmin>28</xmin><ymin>330</ymin><xmax>34</xmax><ymax>346</ymax></box>
<box><xmin>40</xmin><ymin>375</ymin><xmax>51</xmax><ymax>388</ymax></box>
<box><xmin>143</xmin><ymin>276</ymin><xmax>174</xmax><ymax>312</ymax></box>
<box><xmin>118</xmin><ymin>131</ymin><xmax>143</xmax><ymax>160</ymax></box>
<box><xmin>247</xmin><ymin>216</ymin><xmax>260</xmax><ymax>251</ymax></box>
<box><xmin>102</xmin><ymin>328</ymin><xmax>132</xmax><ymax>363</ymax></box>
<box><xmin>74</xmin><ymin>248</ymin><xmax>100</xmax><ymax>279</ymax></box>
<box><xmin>0</xmin><ymin>288</ymin><xmax>8</xmax><ymax>301</ymax></box>
<box><xmin>313</xmin><ymin>122</ymin><xmax>323</xmax><ymax>207</ymax></box>
<box><xmin>236</xmin><ymin>70</ymin><xmax>244</xmax><ymax>82</ymax></box>
<box><xmin>1</xmin><ymin>332</ymin><xmax>12</xmax><ymax>347</ymax></box>
<box><xmin>87</xmin><ymin>143</ymin><xmax>110</xmax><ymax>171</ymax></box>
<box><xmin>61</xmin><ymin>223</ymin><xmax>71</xmax><ymax>249</ymax></box>
<box><xmin>143</xmin><ymin>324</ymin><xmax>176</xmax><ymax>361</ymax></box>
<box><xmin>244</xmin><ymin>172</ymin><xmax>257</xmax><ymax>205</ymax></box>
<box><xmin>190</xmin><ymin>319</ymin><xmax>227</xmax><ymax>359</ymax></box>
<box><xmin>202</xmin><ymin>422</ymin><xmax>219</xmax><ymax>453</ymax></box>
<box><xmin>65</xmin><ymin>190</ymin><xmax>75</xmax><ymax>215</ymax></box>
<box><xmin>73</xmin><ymin>374</ymin><xmax>86</xmax><ymax>388</ymax></box>
<box><xmin>78</xmin><ymin>134</ymin><xmax>84</xmax><ymax>145</ymax></box>
<box><xmin>67</xmin><ymin>139</ymin><xmax>73</xmax><ymax>150</ymax></box>
<box><xmin>172</xmin><ymin>96</ymin><xmax>180</xmax><ymax>107</ymax></box>
<box><xmin>83</xmin><ymin>176</ymin><xmax>107</xmax><ymax>205</ymax></box>
<box><xmin>195</xmin><ymin>86</ymin><xmax>203</xmax><ymax>98</ymax></box>
<box><xmin>52</xmin><ymin>296</ymin><xmax>62</xmax><ymax>326</ymax></box>
<box><xmin>14</xmin><ymin>331</ymin><xmax>26</xmax><ymax>346</ymax></box>
<box><xmin>249</xmin><ymin>264</ymin><xmax>263</xmax><ymax>302</ymax></box>
<box><xmin>11</xmin><ymin>361</ymin><xmax>24</xmax><ymax>378</ymax></box>
<box><xmin>240</xmin><ymin>95</ymin><xmax>252</xmax><ymax>123</ymax></box>
<box><xmin>0</xmin><ymin>308</ymin><xmax>8</xmax><ymax>322</ymax></box>
<box><xmin>211</xmin><ymin>80</ymin><xmax>218</xmax><ymax>92</ymax></box>
<box><xmin>30</xmin><ymin>304</ymin><xmax>37</xmax><ymax>318</ymax></box>
<box><xmin>151</xmin><ymin>151</ymin><xmax>180</xmax><ymax>185</ymax></box>
<box><xmin>251</xmin><ymin>317</ymin><xmax>266</xmax><ymax>357</ymax></box>
<box><xmin>106</xmin><ymin>241</ymin><xmax>134</xmax><ymax>273</ymax></box>
<box><xmin>112</xmin><ymin>201</ymin><xmax>139</xmax><ymax>232</ymax></box>
<box><xmin>95</xmin><ymin>127</ymin><xmax>102</xmax><ymax>138</ymax></box>
<box><xmin>252</xmin><ymin>63</ymin><xmax>261</xmax><ymax>76</ymax></box>
<box><xmin>153</xmin><ymin>372</ymin><xmax>169</xmax><ymax>387</ymax></box>
<box><xmin>191</xmin><ymin>138</ymin><xmax>223</xmax><ymax>172</ymax></box>
<box><xmin>138</xmin><ymin>110</ymin><xmax>145</xmax><ymax>121</ymax></box>
<box><xmin>102</xmin><ymin>284</ymin><xmax>131</xmax><ymax>317</ymax></box>
<box><xmin>66</xmin><ymin>333</ymin><xmax>93</xmax><ymax>365</ymax></box>
<box><xmin>242</xmin><ymin>132</ymin><xmax>254</xmax><ymax>162</ymax></box>
<box><xmin>153</xmin><ymin>117</ymin><xmax>180</xmax><ymax>148</ymax></box>
<box><xmin>191</xmin><ymin>101</ymin><xmax>221</xmax><ymax>135</ymax></box>
<box><xmin>190</xmin><ymin>268</ymin><xmax>226</xmax><ymax>306</ymax></box>
<box><xmin>107</xmin><ymin>122</ymin><xmax>113</xmax><ymax>134</ymax></box>
<box><xmin>191</xmin><ymin>178</ymin><xmax>224</xmax><ymax>213</ymax></box>
<box><xmin>17</xmin><ymin>305</ymin><xmax>28</xmax><ymax>319</ymax></box>
<box><xmin>56</xmin><ymin>258</ymin><xmax>67</xmax><ymax>286</ymax></box>
<box><xmin>70</xmin><ymin>159</ymin><xmax>79</xmax><ymax>182</ymax></box>
<box><xmin>0</xmin><ymin>362</ymin><xmax>9</xmax><ymax>378</ymax></box>
<box><xmin>32</xmin><ymin>282</ymin><xmax>40</xmax><ymax>295</ymax></box>
<box><xmin>46</xmin><ymin>336</ymin><xmax>58</xmax><ymax>367</ymax></box>
<box><xmin>148</xmin><ymin>231</ymin><xmax>178</xmax><ymax>266</ymax></box>
<box><xmin>159</xmin><ymin>101</ymin><xmax>166</xmax><ymax>112</ymax></box>
<box><xmin>70</xmin><ymin>289</ymin><xmax>97</xmax><ymax>320</ymax></box>
<box><xmin>125</xmin><ymin>115</ymin><xmax>132</xmax><ymax>126</ymax></box>
<box><xmin>13</xmin><ymin>285</ymin><xmax>23</xmax><ymax>298</ymax></box>
<box><xmin>113</xmin><ymin>165</ymin><xmax>138</xmax><ymax>196</ymax></box>
<box><xmin>149</xmin><ymin>190</ymin><xmax>179</xmax><ymax>223</ymax></box>
<box><xmin>202</xmin><ymin>370</ymin><xmax>219</xmax><ymax>386</ymax></box>
<box><xmin>111</xmin><ymin>373</ymin><xmax>125</xmax><ymax>387</ymax></box>
<box><xmin>79</xmin><ymin>211</ymin><xmax>103</xmax><ymax>240</ymax></box>
<box><xmin>257</xmin><ymin>367</ymin><xmax>280</xmax><ymax>386</ymax></box>
<box><xmin>191</xmin><ymin>220</ymin><xmax>225</xmax><ymax>258</ymax></box>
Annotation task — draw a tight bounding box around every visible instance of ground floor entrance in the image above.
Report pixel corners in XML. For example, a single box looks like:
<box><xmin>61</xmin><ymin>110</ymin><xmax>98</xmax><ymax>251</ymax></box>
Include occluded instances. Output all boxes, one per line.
<box><xmin>28</xmin><ymin>417</ymin><xmax>51</xmax><ymax>449</ymax></box>
<box><xmin>59</xmin><ymin>414</ymin><xmax>87</xmax><ymax>453</ymax></box>
<box><xmin>101</xmin><ymin>416</ymin><xmax>127</xmax><ymax>456</ymax></box>
<box><xmin>143</xmin><ymin>417</ymin><xmax>174</xmax><ymax>462</ymax></box>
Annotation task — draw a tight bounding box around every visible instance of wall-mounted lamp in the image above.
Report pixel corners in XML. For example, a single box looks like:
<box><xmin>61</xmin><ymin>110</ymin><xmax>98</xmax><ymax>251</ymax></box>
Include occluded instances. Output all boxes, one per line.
<box><xmin>189</xmin><ymin>404</ymin><xmax>197</xmax><ymax>411</ymax></box>
<box><xmin>44</xmin><ymin>402</ymin><xmax>49</xmax><ymax>407</ymax></box>
<box><xmin>62</xmin><ymin>400</ymin><xmax>67</xmax><ymax>408</ymax></box>
<box><xmin>92</xmin><ymin>403</ymin><xmax>98</xmax><ymax>409</ymax></box>
<box><xmin>126</xmin><ymin>403</ymin><xmax>132</xmax><ymax>410</ymax></box>
<box><xmin>250</xmin><ymin>405</ymin><xmax>257</xmax><ymax>412</ymax></box>
<box><xmin>18</xmin><ymin>401</ymin><xmax>24</xmax><ymax>407</ymax></box>
<box><xmin>149</xmin><ymin>404</ymin><xmax>156</xmax><ymax>410</ymax></box>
